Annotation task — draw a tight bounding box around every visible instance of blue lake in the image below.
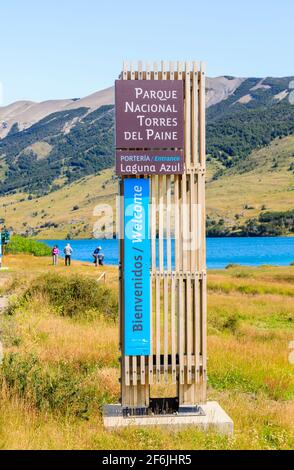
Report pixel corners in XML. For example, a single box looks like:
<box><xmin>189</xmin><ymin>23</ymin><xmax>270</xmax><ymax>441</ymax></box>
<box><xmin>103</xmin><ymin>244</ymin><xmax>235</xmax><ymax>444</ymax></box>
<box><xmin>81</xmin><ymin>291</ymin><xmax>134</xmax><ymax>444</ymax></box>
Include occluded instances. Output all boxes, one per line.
<box><xmin>43</xmin><ymin>237</ymin><xmax>294</xmax><ymax>269</ymax></box>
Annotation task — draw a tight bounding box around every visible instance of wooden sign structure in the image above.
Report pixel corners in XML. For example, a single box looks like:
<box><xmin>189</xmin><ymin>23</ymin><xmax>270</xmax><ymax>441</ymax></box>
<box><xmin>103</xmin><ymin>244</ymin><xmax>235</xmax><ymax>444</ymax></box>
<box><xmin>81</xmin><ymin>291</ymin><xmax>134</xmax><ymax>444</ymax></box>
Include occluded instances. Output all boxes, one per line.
<box><xmin>118</xmin><ymin>61</ymin><xmax>207</xmax><ymax>412</ymax></box>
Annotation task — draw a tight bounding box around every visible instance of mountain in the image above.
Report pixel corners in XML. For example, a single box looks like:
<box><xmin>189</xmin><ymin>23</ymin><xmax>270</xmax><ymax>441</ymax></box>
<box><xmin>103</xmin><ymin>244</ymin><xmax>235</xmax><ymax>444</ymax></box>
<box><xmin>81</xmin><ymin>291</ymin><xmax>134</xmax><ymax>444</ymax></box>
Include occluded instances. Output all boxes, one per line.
<box><xmin>0</xmin><ymin>135</ymin><xmax>293</xmax><ymax>239</ymax></box>
<box><xmin>0</xmin><ymin>78</ymin><xmax>243</xmax><ymax>139</ymax></box>
<box><xmin>0</xmin><ymin>87</ymin><xmax>114</xmax><ymax>138</ymax></box>
<box><xmin>0</xmin><ymin>76</ymin><xmax>293</xmax><ymax>237</ymax></box>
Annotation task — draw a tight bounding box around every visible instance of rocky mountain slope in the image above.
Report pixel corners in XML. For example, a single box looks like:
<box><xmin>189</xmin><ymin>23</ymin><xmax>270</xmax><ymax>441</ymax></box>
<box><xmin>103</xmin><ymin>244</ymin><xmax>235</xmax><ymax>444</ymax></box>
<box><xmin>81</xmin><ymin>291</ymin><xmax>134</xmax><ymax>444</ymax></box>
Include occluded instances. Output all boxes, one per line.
<box><xmin>0</xmin><ymin>75</ymin><xmax>293</xmax><ymax>237</ymax></box>
<box><xmin>0</xmin><ymin>77</ymin><xmax>242</xmax><ymax>139</ymax></box>
<box><xmin>0</xmin><ymin>87</ymin><xmax>114</xmax><ymax>138</ymax></box>
<box><xmin>0</xmin><ymin>76</ymin><xmax>293</xmax><ymax>196</ymax></box>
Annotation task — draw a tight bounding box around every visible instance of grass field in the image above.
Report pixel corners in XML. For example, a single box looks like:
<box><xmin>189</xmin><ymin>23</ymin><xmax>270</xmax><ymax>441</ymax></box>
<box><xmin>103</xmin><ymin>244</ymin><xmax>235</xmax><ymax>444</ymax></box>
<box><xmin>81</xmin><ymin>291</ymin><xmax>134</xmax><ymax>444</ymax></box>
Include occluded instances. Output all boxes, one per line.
<box><xmin>0</xmin><ymin>135</ymin><xmax>293</xmax><ymax>238</ymax></box>
<box><xmin>206</xmin><ymin>135</ymin><xmax>294</xmax><ymax>227</ymax></box>
<box><xmin>0</xmin><ymin>255</ymin><xmax>293</xmax><ymax>450</ymax></box>
<box><xmin>0</xmin><ymin>169</ymin><xmax>117</xmax><ymax>239</ymax></box>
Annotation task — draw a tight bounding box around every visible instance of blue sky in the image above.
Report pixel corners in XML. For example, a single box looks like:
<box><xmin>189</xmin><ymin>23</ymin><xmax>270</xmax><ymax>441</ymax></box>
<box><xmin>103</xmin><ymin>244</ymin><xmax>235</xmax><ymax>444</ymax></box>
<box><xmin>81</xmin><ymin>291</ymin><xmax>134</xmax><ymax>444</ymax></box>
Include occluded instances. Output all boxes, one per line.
<box><xmin>0</xmin><ymin>0</ymin><xmax>293</xmax><ymax>105</ymax></box>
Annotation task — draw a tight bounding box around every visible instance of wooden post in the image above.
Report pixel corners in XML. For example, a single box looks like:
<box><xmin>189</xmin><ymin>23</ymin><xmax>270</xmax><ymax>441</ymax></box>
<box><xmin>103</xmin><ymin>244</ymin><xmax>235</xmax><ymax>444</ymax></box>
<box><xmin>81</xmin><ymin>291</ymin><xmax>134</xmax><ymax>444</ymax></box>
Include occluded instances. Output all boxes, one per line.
<box><xmin>119</xmin><ymin>61</ymin><xmax>207</xmax><ymax>409</ymax></box>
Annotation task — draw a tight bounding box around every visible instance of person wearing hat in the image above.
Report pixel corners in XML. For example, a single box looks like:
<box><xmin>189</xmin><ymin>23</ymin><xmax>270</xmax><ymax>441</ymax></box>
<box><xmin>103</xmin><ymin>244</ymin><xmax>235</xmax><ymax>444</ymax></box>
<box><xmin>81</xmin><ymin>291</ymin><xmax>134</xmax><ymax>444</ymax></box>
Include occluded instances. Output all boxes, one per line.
<box><xmin>93</xmin><ymin>246</ymin><xmax>102</xmax><ymax>267</ymax></box>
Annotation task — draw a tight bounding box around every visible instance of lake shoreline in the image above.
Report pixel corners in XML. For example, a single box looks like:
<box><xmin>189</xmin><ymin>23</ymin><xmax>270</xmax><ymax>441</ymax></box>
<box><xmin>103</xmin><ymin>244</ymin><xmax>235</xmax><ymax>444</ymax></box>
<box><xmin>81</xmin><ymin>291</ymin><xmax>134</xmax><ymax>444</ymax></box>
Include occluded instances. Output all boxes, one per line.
<box><xmin>39</xmin><ymin>237</ymin><xmax>294</xmax><ymax>269</ymax></box>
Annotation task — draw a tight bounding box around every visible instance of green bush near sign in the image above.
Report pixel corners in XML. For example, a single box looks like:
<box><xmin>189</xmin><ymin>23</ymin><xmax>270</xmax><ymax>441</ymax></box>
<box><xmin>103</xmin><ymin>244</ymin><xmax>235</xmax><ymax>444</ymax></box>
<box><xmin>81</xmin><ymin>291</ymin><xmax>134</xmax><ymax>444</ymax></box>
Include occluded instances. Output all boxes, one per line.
<box><xmin>5</xmin><ymin>235</ymin><xmax>51</xmax><ymax>256</ymax></box>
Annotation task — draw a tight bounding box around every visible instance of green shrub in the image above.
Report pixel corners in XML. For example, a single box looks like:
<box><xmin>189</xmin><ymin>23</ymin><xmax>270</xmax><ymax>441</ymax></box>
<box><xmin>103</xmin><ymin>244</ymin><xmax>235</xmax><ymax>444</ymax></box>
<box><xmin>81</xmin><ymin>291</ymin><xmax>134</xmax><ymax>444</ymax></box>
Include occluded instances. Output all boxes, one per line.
<box><xmin>225</xmin><ymin>264</ymin><xmax>241</xmax><ymax>269</ymax></box>
<box><xmin>208</xmin><ymin>308</ymin><xmax>240</xmax><ymax>334</ymax></box>
<box><xmin>6</xmin><ymin>235</ymin><xmax>51</xmax><ymax>256</ymax></box>
<box><xmin>22</xmin><ymin>273</ymin><xmax>118</xmax><ymax>320</ymax></box>
<box><xmin>0</xmin><ymin>353</ymin><xmax>109</xmax><ymax>417</ymax></box>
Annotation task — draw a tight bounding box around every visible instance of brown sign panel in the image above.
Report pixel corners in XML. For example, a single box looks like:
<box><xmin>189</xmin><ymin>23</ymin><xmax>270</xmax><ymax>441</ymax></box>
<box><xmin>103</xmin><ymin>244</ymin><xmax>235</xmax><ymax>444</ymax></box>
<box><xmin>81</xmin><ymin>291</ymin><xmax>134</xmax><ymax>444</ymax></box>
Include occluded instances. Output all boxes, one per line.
<box><xmin>115</xmin><ymin>80</ymin><xmax>184</xmax><ymax>149</ymax></box>
<box><xmin>116</xmin><ymin>150</ymin><xmax>184</xmax><ymax>175</ymax></box>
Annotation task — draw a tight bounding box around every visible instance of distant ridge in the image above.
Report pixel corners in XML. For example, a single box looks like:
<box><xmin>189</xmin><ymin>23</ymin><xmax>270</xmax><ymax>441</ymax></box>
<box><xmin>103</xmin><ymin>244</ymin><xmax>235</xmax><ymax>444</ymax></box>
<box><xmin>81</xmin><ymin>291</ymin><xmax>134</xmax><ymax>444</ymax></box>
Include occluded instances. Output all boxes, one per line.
<box><xmin>0</xmin><ymin>77</ymin><xmax>245</xmax><ymax>138</ymax></box>
<box><xmin>0</xmin><ymin>86</ymin><xmax>114</xmax><ymax>138</ymax></box>
<box><xmin>0</xmin><ymin>75</ymin><xmax>293</xmax><ymax>199</ymax></box>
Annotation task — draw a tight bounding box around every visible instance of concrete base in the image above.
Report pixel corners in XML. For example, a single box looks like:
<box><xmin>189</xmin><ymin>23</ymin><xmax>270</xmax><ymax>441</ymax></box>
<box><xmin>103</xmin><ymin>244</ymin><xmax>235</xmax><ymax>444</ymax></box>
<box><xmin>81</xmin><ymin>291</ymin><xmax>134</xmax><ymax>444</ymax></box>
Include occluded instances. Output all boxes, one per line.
<box><xmin>103</xmin><ymin>401</ymin><xmax>233</xmax><ymax>435</ymax></box>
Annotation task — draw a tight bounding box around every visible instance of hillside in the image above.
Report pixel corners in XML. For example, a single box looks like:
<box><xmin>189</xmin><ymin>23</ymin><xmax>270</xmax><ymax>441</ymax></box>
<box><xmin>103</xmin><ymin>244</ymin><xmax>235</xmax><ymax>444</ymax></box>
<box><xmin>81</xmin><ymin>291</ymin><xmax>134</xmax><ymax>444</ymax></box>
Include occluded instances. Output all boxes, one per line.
<box><xmin>0</xmin><ymin>75</ymin><xmax>293</xmax><ymax>237</ymax></box>
<box><xmin>0</xmin><ymin>87</ymin><xmax>114</xmax><ymax>138</ymax></box>
<box><xmin>206</xmin><ymin>135</ymin><xmax>294</xmax><ymax>235</ymax></box>
<box><xmin>0</xmin><ymin>169</ymin><xmax>117</xmax><ymax>239</ymax></box>
<box><xmin>0</xmin><ymin>105</ymin><xmax>114</xmax><ymax>194</ymax></box>
<box><xmin>0</xmin><ymin>136</ymin><xmax>293</xmax><ymax>239</ymax></box>
<box><xmin>1</xmin><ymin>76</ymin><xmax>294</xmax><ymax>195</ymax></box>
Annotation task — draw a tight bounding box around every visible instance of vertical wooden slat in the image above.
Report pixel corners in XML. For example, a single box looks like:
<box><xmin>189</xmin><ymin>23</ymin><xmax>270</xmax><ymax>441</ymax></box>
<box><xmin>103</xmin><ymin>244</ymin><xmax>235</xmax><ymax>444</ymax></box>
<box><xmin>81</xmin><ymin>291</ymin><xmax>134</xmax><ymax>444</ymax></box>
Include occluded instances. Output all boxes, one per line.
<box><xmin>201</xmin><ymin>272</ymin><xmax>207</xmax><ymax>402</ymax></box>
<box><xmin>122</xmin><ymin>61</ymin><xmax>128</xmax><ymax>80</ymax></box>
<box><xmin>153</xmin><ymin>61</ymin><xmax>159</xmax><ymax>80</ymax></box>
<box><xmin>166</xmin><ymin>177</ymin><xmax>172</xmax><ymax>271</ymax></box>
<box><xmin>199</xmin><ymin>61</ymin><xmax>207</xmax><ymax>403</ymax></box>
<box><xmin>171</xmin><ymin>275</ymin><xmax>176</xmax><ymax>383</ymax></box>
<box><xmin>149</xmin><ymin>275</ymin><xmax>154</xmax><ymax>385</ymax></box>
<box><xmin>174</xmin><ymin>176</ymin><xmax>180</xmax><ymax>271</ymax></box>
<box><xmin>181</xmin><ymin>173</ymin><xmax>188</xmax><ymax>271</ymax></box>
<box><xmin>177</xmin><ymin>61</ymin><xmax>183</xmax><ymax>80</ymax></box>
<box><xmin>165</xmin><ymin>173</ymin><xmax>171</xmax><ymax>382</ymax></box>
<box><xmin>132</xmin><ymin>347</ymin><xmax>137</xmax><ymax>389</ymax></box>
<box><xmin>161</xmin><ymin>60</ymin><xmax>167</xmax><ymax>80</ymax></box>
<box><xmin>166</xmin><ymin>175</ymin><xmax>172</xmax><ymax>271</ymax></box>
<box><xmin>146</xmin><ymin>61</ymin><xmax>151</xmax><ymax>80</ymax></box>
<box><xmin>169</xmin><ymin>61</ymin><xmax>175</xmax><ymax>80</ymax></box>
<box><xmin>151</xmin><ymin>176</ymin><xmax>157</xmax><ymax>271</ymax></box>
<box><xmin>178</xmin><ymin>275</ymin><xmax>185</xmax><ymax>384</ymax></box>
<box><xmin>196</xmin><ymin>174</ymin><xmax>202</xmax><ymax>272</ymax></box>
<box><xmin>194</xmin><ymin>274</ymin><xmax>200</xmax><ymax>385</ymax></box>
<box><xmin>186</xmin><ymin>275</ymin><xmax>192</xmax><ymax>384</ymax></box>
<box><xmin>185</xmin><ymin>62</ymin><xmax>191</xmax><ymax>169</ymax></box>
<box><xmin>163</xmin><ymin>273</ymin><xmax>169</xmax><ymax>381</ymax></box>
<box><xmin>130</xmin><ymin>62</ymin><xmax>135</xmax><ymax>80</ymax></box>
<box><xmin>192</xmin><ymin>62</ymin><xmax>199</xmax><ymax>166</ymax></box>
<box><xmin>156</xmin><ymin>273</ymin><xmax>161</xmax><ymax>383</ymax></box>
<box><xmin>190</xmin><ymin>173</ymin><xmax>196</xmax><ymax>270</ymax></box>
<box><xmin>138</xmin><ymin>60</ymin><xmax>143</xmax><ymax>79</ymax></box>
<box><xmin>177</xmin><ymin>61</ymin><xmax>184</xmax><ymax>277</ymax></box>
<box><xmin>158</xmin><ymin>176</ymin><xmax>164</xmax><ymax>272</ymax></box>
<box><xmin>199</xmin><ymin>62</ymin><xmax>206</xmax><ymax>169</ymax></box>
<box><xmin>200</xmin><ymin>176</ymin><xmax>206</xmax><ymax>273</ymax></box>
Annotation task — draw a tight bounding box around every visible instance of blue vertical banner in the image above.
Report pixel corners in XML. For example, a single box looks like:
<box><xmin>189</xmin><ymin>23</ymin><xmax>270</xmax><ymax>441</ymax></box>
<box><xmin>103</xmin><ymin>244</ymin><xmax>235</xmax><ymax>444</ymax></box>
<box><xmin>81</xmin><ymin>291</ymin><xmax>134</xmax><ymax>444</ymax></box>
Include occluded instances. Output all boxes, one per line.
<box><xmin>124</xmin><ymin>178</ymin><xmax>150</xmax><ymax>356</ymax></box>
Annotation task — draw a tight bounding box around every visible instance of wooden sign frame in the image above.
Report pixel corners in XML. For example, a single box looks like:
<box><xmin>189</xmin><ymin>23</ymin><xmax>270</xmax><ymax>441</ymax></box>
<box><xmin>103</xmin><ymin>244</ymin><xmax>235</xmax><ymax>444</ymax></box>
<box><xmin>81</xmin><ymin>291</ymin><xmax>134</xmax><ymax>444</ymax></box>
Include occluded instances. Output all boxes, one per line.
<box><xmin>118</xmin><ymin>61</ymin><xmax>207</xmax><ymax>410</ymax></box>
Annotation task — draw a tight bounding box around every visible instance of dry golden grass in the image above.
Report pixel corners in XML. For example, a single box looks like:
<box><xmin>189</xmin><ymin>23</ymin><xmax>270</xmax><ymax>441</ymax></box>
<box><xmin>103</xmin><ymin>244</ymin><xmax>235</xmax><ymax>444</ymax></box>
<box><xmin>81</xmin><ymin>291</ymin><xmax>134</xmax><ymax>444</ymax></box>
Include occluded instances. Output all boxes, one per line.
<box><xmin>0</xmin><ymin>255</ymin><xmax>293</xmax><ymax>449</ymax></box>
<box><xmin>206</xmin><ymin>135</ymin><xmax>294</xmax><ymax>226</ymax></box>
<box><xmin>1</xmin><ymin>135</ymin><xmax>293</xmax><ymax>238</ymax></box>
<box><xmin>0</xmin><ymin>168</ymin><xmax>117</xmax><ymax>239</ymax></box>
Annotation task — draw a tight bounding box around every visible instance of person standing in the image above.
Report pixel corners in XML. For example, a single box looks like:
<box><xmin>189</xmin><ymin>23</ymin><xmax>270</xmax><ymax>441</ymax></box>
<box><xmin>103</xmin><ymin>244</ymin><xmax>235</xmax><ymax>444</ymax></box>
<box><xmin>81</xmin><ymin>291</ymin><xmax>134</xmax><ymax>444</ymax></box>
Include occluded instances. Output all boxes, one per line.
<box><xmin>93</xmin><ymin>246</ymin><xmax>101</xmax><ymax>267</ymax></box>
<box><xmin>64</xmin><ymin>243</ymin><xmax>73</xmax><ymax>266</ymax></box>
<box><xmin>98</xmin><ymin>249</ymin><xmax>105</xmax><ymax>266</ymax></box>
<box><xmin>51</xmin><ymin>245</ymin><xmax>59</xmax><ymax>266</ymax></box>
